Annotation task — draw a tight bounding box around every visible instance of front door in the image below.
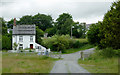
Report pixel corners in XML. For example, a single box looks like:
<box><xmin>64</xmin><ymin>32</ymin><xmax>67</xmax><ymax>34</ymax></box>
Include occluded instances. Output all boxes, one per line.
<box><xmin>30</xmin><ymin>44</ymin><xmax>33</xmax><ymax>49</ymax></box>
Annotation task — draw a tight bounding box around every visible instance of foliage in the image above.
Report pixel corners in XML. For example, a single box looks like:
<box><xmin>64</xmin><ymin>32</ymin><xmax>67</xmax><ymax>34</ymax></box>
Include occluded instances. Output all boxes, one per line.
<box><xmin>45</xmin><ymin>27</ymin><xmax>56</xmax><ymax>37</ymax></box>
<box><xmin>12</xmin><ymin>42</ymin><xmax>18</xmax><ymax>50</ymax></box>
<box><xmin>99</xmin><ymin>1</ymin><xmax>120</xmax><ymax>49</ymax></box>
<box><xmin>100</xmin><ymin>47</ymin><xmax>120</xmax><ymax>58</ymax></box>
<box><xmin>42</xmin><ymin>35</ymin><xmax>90</xmax><ymax>51</ymax></box>
<box><xmin>41</xmin><ymin>35</ymin><xmax>74</xmax><ymax>51</ymax></box>
<box><xmin>18</xmin><ymin>15</ymin><xmax>33</xmax><ymax>25</ymax></box>
<box><xmin>0</xmin><ymin>17</ymin><xmax>7</xmax><ymax>35</ymax></box>
<box><xmin>80</xmin><ymin>22</ymin><xmax>87</xmax><ymax>38</ymax></box>
<box><xmin>2</xmin><ymin>36</ymin><xmax>12</xmax><ymax>50</ymax></box>
<box><xmin>1</xmin><ymin>17</ymin><xmax>12</xmax><ymax>50</ymax></box>
<box><xmin>36</xmin><ymin>26</ymin><xmax>44</xmax><ymax>44</ymax></box>
<box><xmin>72</xmin><ymin>22</ymin><xmax>84</xmax><ymax>38</ymax></box>
<box><xmin>32</xmin><ymin>13</ymin><xmax>53</xmax><ymax>31</ymax></box>
<box><xmin>55</xmin><ymin>13</ymin><xmax>73</xmax><ymax>35</ymax></box>
<box><xmin>87</xmin><ymin>22</ymin><xmax>102</xmax><ymax>45</ymax></box>
<box><xmin>7</xmin><ymin>19</ymin><xmax>14</xmax><ymax>29</ymax></box>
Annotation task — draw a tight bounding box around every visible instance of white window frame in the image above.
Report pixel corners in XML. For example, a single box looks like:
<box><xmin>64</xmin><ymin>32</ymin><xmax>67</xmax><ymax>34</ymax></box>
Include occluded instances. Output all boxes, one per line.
<box><xmin>30</xmin><ymin>36</ymin><xmax>33</xmax><ymax>42</ymax></box>
<box><xmin>19</xmin><ymin>36</ymin><xmax>23</xmax><ymax>42</ymax></box>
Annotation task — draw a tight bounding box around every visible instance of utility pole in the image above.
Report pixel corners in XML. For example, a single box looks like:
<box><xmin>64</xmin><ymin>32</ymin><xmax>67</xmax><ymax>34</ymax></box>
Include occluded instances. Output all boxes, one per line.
<box><xmin>71</xmin><ymin>26</ymin><xmax>74</xmax><ymax>39</ymax></box>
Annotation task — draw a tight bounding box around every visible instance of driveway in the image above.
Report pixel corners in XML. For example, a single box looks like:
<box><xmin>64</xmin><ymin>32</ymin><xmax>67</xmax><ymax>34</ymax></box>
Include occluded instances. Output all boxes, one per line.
<box><xmin>50</xmin><ymin>48</ymin><xmax>95</xmax><ymax>73</ymax></box>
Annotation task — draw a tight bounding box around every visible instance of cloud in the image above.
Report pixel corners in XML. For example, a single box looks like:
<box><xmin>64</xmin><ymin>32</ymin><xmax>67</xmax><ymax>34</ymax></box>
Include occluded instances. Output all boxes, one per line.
<box><xmin>0</xmin><ymin>0</ymin><xmax>113</xmax><ymax>23</ymax></box>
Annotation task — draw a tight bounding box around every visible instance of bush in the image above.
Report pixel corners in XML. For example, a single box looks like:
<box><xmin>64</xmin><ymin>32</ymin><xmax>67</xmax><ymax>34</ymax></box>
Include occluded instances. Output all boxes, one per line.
<box><xmin>73</xmin><ymin>40</ymin><xmax>88</xmax><ymax>48</ymax></box>
<box><xmin>41</xmin><ymin>35</ymin><xmax>89</xmax><ymax>51</ymax></box>
<box><xmin>100</xmin><ymin>47</ymin><xmax>119</xmax><ymax>58</ymax></box>
<box><xmin>41</xmin><ymin>35</ymin><xmax>73</xmax><ymax>51</ymax></box>
<box><xmin>73</xmin><ymin>41</ymin><xmax>80</xmax><ymax>48</ymax></box>
<box><xmin>2</xmin><ymin>35</ymin><xmax>12</xmax><ymax>50</ymax></box>
<box><xmin>113</xmin><ymin>49</ymin><xmax>120</xmax><ymax>57</ymax></box>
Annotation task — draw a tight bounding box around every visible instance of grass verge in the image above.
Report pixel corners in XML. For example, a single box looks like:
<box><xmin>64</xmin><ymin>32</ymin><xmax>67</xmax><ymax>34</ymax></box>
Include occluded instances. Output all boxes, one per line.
<box><xmin>2</xmin><ymin>53</ymin><xmax>58</xmax><ymax>73</ymax></box>
<box><xmin>78</xmin><ymin>50</ymin><xmax>118</xmax><ymax>73</ymax></box>
<box><xmin>62</xmin><ymin>44</ymin><xmax>94</xmax><ymax>54</ymax></box>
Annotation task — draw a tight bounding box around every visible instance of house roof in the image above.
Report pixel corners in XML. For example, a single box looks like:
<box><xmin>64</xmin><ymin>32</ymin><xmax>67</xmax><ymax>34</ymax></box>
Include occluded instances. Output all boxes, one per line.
<box><xmin>12</xmin><ymin>25</ymin><xmax>36</xmax><ymax>35</ymax></box>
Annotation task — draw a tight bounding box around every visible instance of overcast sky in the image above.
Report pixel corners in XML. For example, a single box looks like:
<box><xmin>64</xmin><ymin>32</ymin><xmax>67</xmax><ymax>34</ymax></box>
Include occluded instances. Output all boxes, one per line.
<box><xmin>0</xmin><ymin>0</ymin><xmax>116</xmax><ymax>24</ymax></box>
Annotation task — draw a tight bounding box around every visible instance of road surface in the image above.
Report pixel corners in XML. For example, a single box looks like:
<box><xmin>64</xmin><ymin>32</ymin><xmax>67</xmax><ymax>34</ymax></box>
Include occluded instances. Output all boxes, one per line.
<box><xmin>50</xmin><ymin>48</ymin><xmax>95</xmax><ymax>73</ymax></box>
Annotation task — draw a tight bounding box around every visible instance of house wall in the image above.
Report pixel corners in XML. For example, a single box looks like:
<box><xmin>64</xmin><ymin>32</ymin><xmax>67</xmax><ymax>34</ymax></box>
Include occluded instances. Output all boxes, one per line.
<box><xmin>12</xmin><ymin>35</ymin><xmax>36</xmax><ymax>50</ymax></box>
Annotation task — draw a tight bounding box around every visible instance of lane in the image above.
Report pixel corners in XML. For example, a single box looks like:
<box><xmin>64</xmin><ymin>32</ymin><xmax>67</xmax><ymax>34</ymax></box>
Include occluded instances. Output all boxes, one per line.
<box><xmin>50</xmin><ymin>48</ymin><xmax>95</xmax><ymax>73</ymax></box>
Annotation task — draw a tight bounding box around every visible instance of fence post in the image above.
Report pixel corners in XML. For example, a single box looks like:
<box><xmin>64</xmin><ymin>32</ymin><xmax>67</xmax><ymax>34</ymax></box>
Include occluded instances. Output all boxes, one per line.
<box><xmin>59</xmin><ymin>51</ymin><xmax>62</xmax><ymax>59</ymax></box>
<box><xmin>81</xmin><ymin>51</ymin><xmax>84</xmax><ymax>60</ymax></box>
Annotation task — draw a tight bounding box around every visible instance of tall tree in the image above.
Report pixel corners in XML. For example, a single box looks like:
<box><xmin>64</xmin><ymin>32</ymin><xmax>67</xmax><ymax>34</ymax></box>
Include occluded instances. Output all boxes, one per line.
<box><xmin>1</xmin><ymin>17</ymin><xmax>12</xmax><ymax>50</ymax></box>
<box><xmin>18</xmin><ymin>15</ymin><xmax>33</xmax><ymax>25</ymax></box>
<box><xmin>80</xmin><ymin>22</ymin><xmax>86</xmax><ymax>38</ymax></box>
<box><xmin>32</xmin><ymin>13</ymin><xmax>53</xmax><ymax>31</ymax></box>
<box><xmin>55</xmin><ymin>13</ymin><xmax>73</xmax><ymax>35</ymax></box>
<box><xmin>0</xmin><ymin>17</ymin><xmax>7</xmax><ymax>35</ymax></box>
<box><xmin>72</xmin><ymin>22</ymin><xmax>83</xmax><ymax>38</ymax></box>
<box><xmin>87</xmin><ymin>22</ymin><xmax>102</xmax><ymax>45</ymax></box>
<box><xmin>36</xmin><ymin>26</ymin><xmax>44</xmax><ymax>44</ymax></box>
<box><xmin>7</xmin><ymin>19</ymin><xmax>14</xmax><ymax>29</ymax></box>
<box><xmin>2</xmin><ymin>35</ymin><xmax>12</xmax><ymax>50</ymax></box>
<box><xmin>99</xmin><ymin>1</ymin><xmax>120</xmax><ymax>49</ymax></box>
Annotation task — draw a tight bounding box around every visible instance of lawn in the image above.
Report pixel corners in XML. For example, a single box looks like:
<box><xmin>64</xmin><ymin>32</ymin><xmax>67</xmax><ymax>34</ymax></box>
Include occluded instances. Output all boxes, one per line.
<box><xmin>78</xmin><ymin>50</ymin><xmax>118</xmax><ymax>73</ymax></box>
<box><xmin>74</xmin><ymin>38</ymin><xmax>88</xmax><ymax>43</ymax></box>
<box><xmin>62</xmin><ymin>44</ymin><xmax>94</xmax><ymax>54</ymax></box>
<box><xmin>2</xmin><ymin>53</ymin><xmax>58</xmax><ymax>73</ymax></box>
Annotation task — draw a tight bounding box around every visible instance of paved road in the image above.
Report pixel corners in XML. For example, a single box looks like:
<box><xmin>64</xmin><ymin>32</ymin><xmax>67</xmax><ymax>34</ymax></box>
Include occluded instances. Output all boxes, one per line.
<box><xmin>50</xmin><ymin>48</ymin><xmax>95</xmax><ymax>73</ymax></box>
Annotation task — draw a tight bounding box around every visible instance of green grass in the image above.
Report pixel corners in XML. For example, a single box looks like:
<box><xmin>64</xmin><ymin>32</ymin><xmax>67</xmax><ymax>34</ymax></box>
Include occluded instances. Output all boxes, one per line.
<box><xmin>78</xmin><ymin>50</ymin><xmax>118</xmax><ymax>73</ymax></box>
<box><xmin>62</xmin><ymin>44</ymin><xmax>94</xmax><ymax>54</ymax></box>
<box><xmin>74</xmin><ymin>38</ymin><xmax>88</xmax><ymax>43</ymax></box>
<box><xmin>2</xmin><ymin>53</ymin><xmax>58</xmax><ymax>73</ymax></box>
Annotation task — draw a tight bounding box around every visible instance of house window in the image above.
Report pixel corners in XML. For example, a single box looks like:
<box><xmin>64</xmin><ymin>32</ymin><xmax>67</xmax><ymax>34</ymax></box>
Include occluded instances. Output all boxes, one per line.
<box><xmin>19</xmin><ymin>44</ymin><xmax>23</xmax><ymax>50</ymax></box>
<box><xmin>30</xmin><ymin>36</ymin><xmax>33</xmax><ymax>42</ymax></box>
<box><xmin>19</xmin><ymin>36</ymin><xmax>23</xmax><ymax>42</ymax></box>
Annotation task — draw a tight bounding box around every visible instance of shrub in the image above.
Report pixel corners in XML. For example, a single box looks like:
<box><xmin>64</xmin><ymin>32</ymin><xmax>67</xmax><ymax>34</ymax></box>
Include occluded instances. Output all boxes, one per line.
<box><xmin>101</xmin><ymin>47</ymin><xmax>116</xmax><ymax>58</ymax></box>
<box><xmin>41</xmin><ymin>35</ymin><xmax>74</xmax><ymax>51</ymax></box>
<box><xmin>73</xmin><ymin>41</ymin><xmax>80</xmax><ymax>48</ymax></box>
<box><xmin>73</xmin><ymin>40</ymin><xmax>88</xmax><ymax>48</ymax></box>
<box><xmin>113</xmin><ymin>49</ymin><xmax>120</xmax><ymax>57</ymax></box>
<box><xmin>2</xmin><ymin>35</ymin><xmax>12</xmax><ymax>50</ymax></box>
<box><xmin>41</xmin><ymin>35</ymin><xmax>89</xmax><ymax>51</ymax></box>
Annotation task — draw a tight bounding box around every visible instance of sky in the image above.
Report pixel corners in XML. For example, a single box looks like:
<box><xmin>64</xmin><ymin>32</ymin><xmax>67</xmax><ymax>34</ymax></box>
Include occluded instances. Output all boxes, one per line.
<box><xmin>0</xmin><ymin>0</ymin><xmax>116</xmax><ymax>24</ymax></box>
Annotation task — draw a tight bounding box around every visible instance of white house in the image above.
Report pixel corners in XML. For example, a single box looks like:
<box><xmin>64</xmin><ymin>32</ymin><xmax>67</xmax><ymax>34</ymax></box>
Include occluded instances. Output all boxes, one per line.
<box><xmin>12</xmin><ymin>18</ymin><xmax>49</xmax><ymax>52</ymax></box>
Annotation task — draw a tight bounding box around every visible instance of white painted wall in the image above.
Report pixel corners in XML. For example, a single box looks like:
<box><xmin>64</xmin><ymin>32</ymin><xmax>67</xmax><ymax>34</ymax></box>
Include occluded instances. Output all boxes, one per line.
<box><xmin>12</xmin><ymin>35</ymin><xmax>36</xmax><ymax>50</ymax></box>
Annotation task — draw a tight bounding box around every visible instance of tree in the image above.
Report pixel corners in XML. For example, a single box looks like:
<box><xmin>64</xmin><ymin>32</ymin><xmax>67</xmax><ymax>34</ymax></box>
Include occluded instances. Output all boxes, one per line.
<box><xmin>80</xmin><ymin>22</ymin><xmax>86</xmax><ymax>38</ymax></box>
<box><xmin>32</xmin><ymin>13</ymin><xmax>53</xmax><ymax>31</ymax></box>
<box><xmin>36</xmin><ymin>26</ymin><xmax>44</xmax><ymax>44</ymax></box>
<box><xmin>99</xmin><ymin>1</ymin><xmax>120</xmax><ymax>49</ymax></box>
<box><xmin>72</xmin><ymin>22</ymin><xmax>84</xmax><ymax>38</ymax></box>
<box><xmin>7</xmin><ymin>19</ymin><xmax>14</xmax><ymax>29</ymax></box>
<box><xmin>18</xmin><ymin>15</ymin><xmax>33</xmax><ymax>25</ymax></box>
<box><xmin>2</xmin><ymin>36</ymin><xmax>12</xmax><ymax>50</ymax></box>
<box><xmin>87</xmin><ymin>22</ymin><xmax>102</xmax><ymax>45</ymax></box>
<box><xmin>1</xmin><ymin>17</ymin><xmax>12</xmax><ymax>50</ymax></box>
<box><xmin>0</xmin><ymin>17</ymin><xmax>7</xmax><ymax>35</ymax></box>
<box><xmin>55</xmin><ymin>13</ymin><xmax>73</xmax><ymax>35</ymax></box>
<box><xmin>45</xmin><ymin>27</ymin><xmax>56</xmax><ymax>37</ymax></box>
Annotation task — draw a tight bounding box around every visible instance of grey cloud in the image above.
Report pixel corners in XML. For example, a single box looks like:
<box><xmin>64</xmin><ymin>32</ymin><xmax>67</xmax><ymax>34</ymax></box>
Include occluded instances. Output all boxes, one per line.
<box><xmin>0</xmin><ymin>0</ymin><xmax>113</xmax><ymax>23</ymax></box>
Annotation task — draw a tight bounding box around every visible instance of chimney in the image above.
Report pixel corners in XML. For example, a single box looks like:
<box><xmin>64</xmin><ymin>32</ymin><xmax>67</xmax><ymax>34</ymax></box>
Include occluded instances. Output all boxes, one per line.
<box><xmin>14</xmin><ymin>18</ymin><xmax>16</xmax><ymax>26</ymax></box>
